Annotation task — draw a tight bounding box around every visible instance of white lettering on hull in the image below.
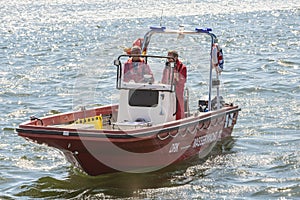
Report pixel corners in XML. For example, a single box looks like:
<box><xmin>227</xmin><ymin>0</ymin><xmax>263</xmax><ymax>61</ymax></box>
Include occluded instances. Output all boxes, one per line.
<box><xmin>192</xmin><ymin>130</ymin><xmax>222</xmax><ymax>148</ymax></box>
<box><xmin>169</xmin><ymin>142</ymin><xmax>180</xmax><ymax>153</ymax></box>
<box><xmin>168</xmin><ymin>129</ymin><xmax>223</xmax><ymax>154</ymax></box>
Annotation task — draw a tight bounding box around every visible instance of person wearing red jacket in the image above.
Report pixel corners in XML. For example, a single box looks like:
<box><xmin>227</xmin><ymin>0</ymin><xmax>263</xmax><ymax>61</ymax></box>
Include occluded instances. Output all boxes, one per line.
<box><xmin>123</xmin><ymin>46</ymin><xmax>154</xmax><ymax>83</ymax></box>
<box><xmin>162</xmin><ymin>50</ymin><xmax>187</xmax><ymax>120</ymax></box>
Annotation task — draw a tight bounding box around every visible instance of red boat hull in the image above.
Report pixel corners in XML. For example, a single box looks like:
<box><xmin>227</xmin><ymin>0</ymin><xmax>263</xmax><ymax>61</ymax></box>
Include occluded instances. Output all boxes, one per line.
<box><xmin>17</xmin><ymin>105</ymin><xmax>240</xmax><ymax>176</ymax></box>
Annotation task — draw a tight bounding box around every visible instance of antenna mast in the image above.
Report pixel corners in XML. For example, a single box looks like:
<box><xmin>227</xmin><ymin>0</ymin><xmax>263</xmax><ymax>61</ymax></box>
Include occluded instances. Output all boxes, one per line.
<box><xmin>159</xmin><ymin>9</ymin><xmax>163</xmax><ymax>26</ymax></box>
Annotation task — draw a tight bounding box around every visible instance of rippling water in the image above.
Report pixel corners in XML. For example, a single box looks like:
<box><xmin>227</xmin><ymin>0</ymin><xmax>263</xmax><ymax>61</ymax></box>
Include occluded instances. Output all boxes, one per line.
<box><xmin>0</xmin><ymin>0</ymin><xmax>299</xmax><ymax>199</ymax></box>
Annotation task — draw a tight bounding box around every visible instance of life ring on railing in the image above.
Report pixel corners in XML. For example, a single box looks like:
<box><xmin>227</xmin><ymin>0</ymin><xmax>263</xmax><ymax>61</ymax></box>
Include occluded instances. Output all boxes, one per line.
<box><xmin>212</xmin><ymin>43</ymin><xmax>224</xmax><ymax>73</ymax></box>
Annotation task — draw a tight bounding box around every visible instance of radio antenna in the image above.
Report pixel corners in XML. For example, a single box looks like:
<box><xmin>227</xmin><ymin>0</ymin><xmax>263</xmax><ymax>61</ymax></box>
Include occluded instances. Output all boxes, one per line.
<box><xmin>159</xmin><ymin>9</ymin><xmax>163</xmax><ymax>26</ymax></box>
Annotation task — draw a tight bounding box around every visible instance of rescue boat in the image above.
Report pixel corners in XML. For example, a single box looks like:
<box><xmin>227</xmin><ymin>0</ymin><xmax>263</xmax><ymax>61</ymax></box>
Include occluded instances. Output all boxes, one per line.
<box><xmin>16</xmin><ymin>26</ymin><xmax>241</xmax><ymax>176</ymax></box>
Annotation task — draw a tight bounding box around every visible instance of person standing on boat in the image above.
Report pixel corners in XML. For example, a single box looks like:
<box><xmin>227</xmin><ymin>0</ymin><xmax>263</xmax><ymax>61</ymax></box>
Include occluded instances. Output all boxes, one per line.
<box><xmin>123</xmin><ymin>46</ymin><xmax>154</xmax><ymax>83</ymax></box>
<box><xmin>162</xmin><ymin>50</ymin><xmax>187</xmax><ymax>120</ymax></box>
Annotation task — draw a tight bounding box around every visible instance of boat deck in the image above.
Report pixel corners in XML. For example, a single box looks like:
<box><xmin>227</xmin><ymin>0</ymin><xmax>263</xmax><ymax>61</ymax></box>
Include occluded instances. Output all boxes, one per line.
<box><xmin>47</xmin><ymin>110</ymin><xmax>207</xmax><ymax>131</ymax></box>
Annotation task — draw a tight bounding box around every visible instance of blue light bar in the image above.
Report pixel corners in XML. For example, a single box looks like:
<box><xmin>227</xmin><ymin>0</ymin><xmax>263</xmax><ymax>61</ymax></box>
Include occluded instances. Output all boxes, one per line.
<box><xmin>195</xmin><ymin>28</ymin><xmax>212</xmax><ymax>33</ymax></box>
<box><xmin>150</xmin><ymin>26</ymin><xmax>166</xmax><ymax>31</ymax></box>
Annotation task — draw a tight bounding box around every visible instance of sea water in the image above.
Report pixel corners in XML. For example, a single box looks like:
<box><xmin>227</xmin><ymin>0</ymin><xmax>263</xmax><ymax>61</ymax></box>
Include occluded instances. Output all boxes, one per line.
<box><xmin>0</xmin><ymin>0</ymin><xmax>299</xmax><ymax>199</ymax></box>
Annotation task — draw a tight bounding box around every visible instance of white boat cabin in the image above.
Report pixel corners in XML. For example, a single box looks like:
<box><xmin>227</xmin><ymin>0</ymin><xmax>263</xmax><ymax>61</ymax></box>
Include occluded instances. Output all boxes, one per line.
<box><xmin>113</xmin><ymin>55</ymin><xmax>178</xmax><ymax>130</ymax></box>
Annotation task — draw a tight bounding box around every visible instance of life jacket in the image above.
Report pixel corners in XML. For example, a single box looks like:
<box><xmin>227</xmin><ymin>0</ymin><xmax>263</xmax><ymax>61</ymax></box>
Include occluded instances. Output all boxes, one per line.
<box><xmin>212</xmin><ymin>43</ymin><xmax>224</xmax><ymax>72</ymax></box>
<box><xmin>175</xmin><ymin>60</ymin><xmax>187</xmax><ymax>86</ymax></box>
<box><xmin>123</xmin><ymin>58</ymin><xmax>153</xmax><ymax>83</ymax></box>
<box><xmin>161</xmin><ymin>60</ymin><xmax>186</xmax><ymax>86</ymax></box>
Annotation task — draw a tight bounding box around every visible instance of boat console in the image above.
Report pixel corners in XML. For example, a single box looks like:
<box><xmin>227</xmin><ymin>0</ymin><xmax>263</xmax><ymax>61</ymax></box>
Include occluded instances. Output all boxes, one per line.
<box><xmin>113</xmin><ymin>55</ymin><xmax>177</xmax><ymax>129</ymax></box>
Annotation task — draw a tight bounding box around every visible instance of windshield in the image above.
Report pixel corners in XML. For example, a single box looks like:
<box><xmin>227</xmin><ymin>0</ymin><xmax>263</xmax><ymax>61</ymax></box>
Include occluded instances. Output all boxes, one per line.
<box><xmin>116</xmin><ymin>55</ymin><xmax>176</xmax><ymax>92</ymax></box>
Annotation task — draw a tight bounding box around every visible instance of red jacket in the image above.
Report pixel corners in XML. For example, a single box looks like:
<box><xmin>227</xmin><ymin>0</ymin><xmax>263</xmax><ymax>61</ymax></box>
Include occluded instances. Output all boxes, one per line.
<box><xmin>123</xmin><ymin>58</ymin><xmax>154</xmax><ymax>83</ymax></box>
<box><xmin>162</xmin><ymin>60</ymin><xmax>187</xmax><ymax>88</ymax></box>
<box><xmin>162</xmin><ymin>60</ymin><xmax>187</xmax><ymax>119</ymax></box>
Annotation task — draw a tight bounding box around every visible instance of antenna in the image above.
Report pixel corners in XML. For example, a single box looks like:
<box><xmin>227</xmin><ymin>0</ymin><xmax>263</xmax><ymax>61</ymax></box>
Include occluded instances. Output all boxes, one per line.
<box><xmin>159</xmin><ymin>9</ymin><xmax>163</xmax><ymax>27</ymax></box>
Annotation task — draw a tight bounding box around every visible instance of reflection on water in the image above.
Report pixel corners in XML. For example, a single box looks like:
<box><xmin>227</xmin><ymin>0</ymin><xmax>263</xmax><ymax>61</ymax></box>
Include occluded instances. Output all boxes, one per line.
<box><xmin>16</xmin><ymin>138</ymin><xmax>235</xmax><ymax>199</ymax></box>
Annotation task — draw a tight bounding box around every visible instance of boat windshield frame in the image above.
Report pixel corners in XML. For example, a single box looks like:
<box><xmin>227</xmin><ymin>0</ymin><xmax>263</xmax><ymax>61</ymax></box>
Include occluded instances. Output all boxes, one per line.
<box><xmin>114</xmin><ymin>54</ymin><xmax>176</xmax><ymax>92</ymax></box>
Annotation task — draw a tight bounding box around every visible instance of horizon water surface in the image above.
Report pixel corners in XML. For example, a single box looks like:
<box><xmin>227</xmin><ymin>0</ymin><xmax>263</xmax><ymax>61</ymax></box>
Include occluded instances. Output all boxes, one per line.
<box><xmin>0</xmin><ymin>0</ymin><xmax>299</xmax><ymax>199</ymax></box>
